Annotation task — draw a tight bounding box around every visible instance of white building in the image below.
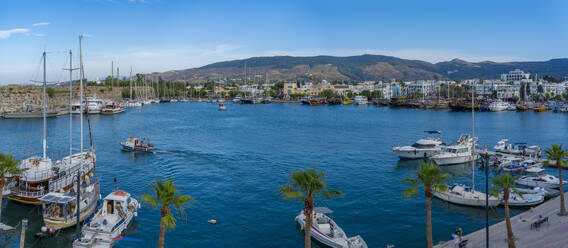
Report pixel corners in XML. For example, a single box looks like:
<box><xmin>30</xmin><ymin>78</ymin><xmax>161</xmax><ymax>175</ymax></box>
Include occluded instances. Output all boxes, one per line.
<box><xmin>501</xmin><ymin>69</ymin><xmax>530</xmax><ymax>82</ymax></box>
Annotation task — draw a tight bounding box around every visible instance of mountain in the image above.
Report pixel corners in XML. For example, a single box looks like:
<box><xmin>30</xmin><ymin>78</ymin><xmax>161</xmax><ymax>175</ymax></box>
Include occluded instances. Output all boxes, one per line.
<box><xmin>147</xmin><ymin>54</ymin><xmax>568</xmax><ymax>82</ymax></box>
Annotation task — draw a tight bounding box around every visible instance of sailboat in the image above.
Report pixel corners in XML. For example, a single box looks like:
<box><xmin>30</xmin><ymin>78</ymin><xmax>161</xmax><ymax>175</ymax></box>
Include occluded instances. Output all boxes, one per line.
<box><xmin>434</xmin><ymin>82</ymin><xmax>499</xmax><ymax>207</ymax></box>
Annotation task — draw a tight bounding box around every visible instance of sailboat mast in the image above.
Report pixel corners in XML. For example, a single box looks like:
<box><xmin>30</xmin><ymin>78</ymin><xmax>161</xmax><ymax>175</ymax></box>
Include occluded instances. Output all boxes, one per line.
<box><xmin>69</xmin><ymin>50</ymin><xmax>73</xmax><ymax>160</ymax></box>
<box><xmin>472</xmin><ymin>80</ymin><xmax>475</xmax><ymax>191</ymax></box>
<box><xmin>79</xmin><ymin>35</ymin><xmax>84</xmax><ymax>153</ymax></box>
<box><xmin>130</xmin><ymin>67</ymin><xmax>133</xmax><ymax>99</ymax></box>
<box><xmin>42</xmin><ymin>51</ymin><xmax>47</xmax><ymax>160</ymax></box>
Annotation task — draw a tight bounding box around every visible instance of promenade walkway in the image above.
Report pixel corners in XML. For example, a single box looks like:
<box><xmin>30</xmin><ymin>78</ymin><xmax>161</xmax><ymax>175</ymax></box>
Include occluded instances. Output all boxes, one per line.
<box><xmin>435</xmin><ymin>192</ymin><xmax>568</xmax><ymax>248</ymax></box>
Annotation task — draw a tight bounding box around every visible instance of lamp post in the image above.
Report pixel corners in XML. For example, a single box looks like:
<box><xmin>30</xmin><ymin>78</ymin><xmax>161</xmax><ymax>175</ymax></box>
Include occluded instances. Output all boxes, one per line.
<box><xmin>484</xmin><ymin>144</ymin><xmax>489</xmax><ymax>248</ymax></box>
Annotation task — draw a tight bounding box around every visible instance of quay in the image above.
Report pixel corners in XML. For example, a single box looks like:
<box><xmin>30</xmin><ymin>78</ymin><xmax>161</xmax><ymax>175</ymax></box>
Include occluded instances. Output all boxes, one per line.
<box><xmin>435</xmin><ymin>191</ymin><xmax>568</xmax><ymax>248</ymax></box>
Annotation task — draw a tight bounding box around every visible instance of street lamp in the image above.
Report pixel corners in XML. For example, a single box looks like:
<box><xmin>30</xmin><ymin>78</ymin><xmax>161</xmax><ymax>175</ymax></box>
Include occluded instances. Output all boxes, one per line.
<box><xmin>484</xmin><ymin>144</ymin><xmax>489</xmax><ymax>248</ymax></box>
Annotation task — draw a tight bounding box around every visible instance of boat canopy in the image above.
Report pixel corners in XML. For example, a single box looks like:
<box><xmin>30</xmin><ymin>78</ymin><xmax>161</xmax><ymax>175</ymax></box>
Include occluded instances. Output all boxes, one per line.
<box><xmin>40</xmin><ymin>192</ymin><xmax>75</xmax><ymax>204</ymax></box>
<box><xmin>425</xmin><ymin>130</ymin><xmax>441</xmax><ymax>134</ymax></box>
<box><xmin>314</xmin><ymin>207</ymin><xmax>333</xmax><ymax>214</ymax></box>
<box><xmin>104</xmin><ymin>190</ymin><xmax>130</xmax><ymax>202</ymax></box>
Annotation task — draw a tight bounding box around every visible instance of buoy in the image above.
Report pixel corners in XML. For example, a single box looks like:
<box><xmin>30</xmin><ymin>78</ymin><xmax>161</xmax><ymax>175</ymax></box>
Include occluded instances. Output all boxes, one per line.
<box><xmin>208</xmin><ymin>219</ymin><xmax>217</xmax><ymax>225</ymax></box>
<box><xmin>49</xmin><ymin>227</ymin><xmax>55</xmax><ymax>234</ymax></box>
<box><xmin>356</xmin><ymin>212</ymin><xmax>359</xmax><ymax>216</ymax></box>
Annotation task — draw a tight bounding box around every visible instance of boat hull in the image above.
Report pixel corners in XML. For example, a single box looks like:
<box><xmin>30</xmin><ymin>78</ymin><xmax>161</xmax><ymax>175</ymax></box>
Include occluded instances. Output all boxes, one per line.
<box><xmin>431</xmin><ymin>155</ymin><xmax>476</xmax><ymax>165</ymax></box>
<box><xmin>433</xmin><ymin>192</ymin><xmax>500</xmax><ymax>207</ymax></box>
<box><xmin>393</xmin><ymin>148</ymin><xmax>440</xmax><ymax>159</ymax></box>
<box><xmin>3</xmin><ymin>111</ymin><xmax>57</xmax><ymax>119</ymax></box>
<box><xmin>121</xmin><ymin>144</ymin><xmax>155</xmax><ymax>152</ymax></box>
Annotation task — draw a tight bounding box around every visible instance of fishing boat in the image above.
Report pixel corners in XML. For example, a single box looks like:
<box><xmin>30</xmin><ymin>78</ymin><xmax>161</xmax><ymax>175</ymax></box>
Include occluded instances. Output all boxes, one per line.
<box><xmin>218</xmin><ymin>103</ymin><xmax>227</xmax><ymax>111</ymax></box>
<box><xmin>430</xmin><ymin>135</ymin><xmax>476</xmax><ymax>165</ymax></box>
<box><xmin>72</xmin><ymin>190</ymin><xmax>140</xmax><ymax>248</ymax></box>
<box><xmin>120</xmin><ymin>137</ymin><xmax>155</xmax><ymax>152</ymax></box>
<box><xmin>515</xmin><ymin>167</ymin><xmax>566</xmax><ymax>188</ymax></box>
<box><xmin>100</xmin><ymin>102</ymin><xmax>125</xmax><ymax>115</ymax></box>
<box><xmin>433</xmin><ymin>184</ymin><xmax>500</xmax><ymax>207</ymax></box>
<box><xmin>392</xmin><ymin>131</ymin><xmax>443</xmax><ymax>159</ymax></box>
<box><xmin>354</xmin><ymin>96</ymin><xmax>368</xmax><ymax>105</ymax></box>
<box><xmin>296</xmin><ymin>207</ymin><xmax>368</xmax><ymax>248</ymax></box>
<box><xmin>40</xmin><ymin>178</ymin><xmax>100</xmax><ymax>230</ymax></box>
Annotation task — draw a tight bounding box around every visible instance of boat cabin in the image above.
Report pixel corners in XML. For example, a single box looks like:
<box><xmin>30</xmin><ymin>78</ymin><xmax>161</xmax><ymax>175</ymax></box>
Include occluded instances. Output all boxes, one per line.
<box><xmin>40</xmin><ymin>193</ymin><xmax>77</xmax><ymax>220</ymax></box>
<box><xmin>102</xmin><ymin>190</ymin><xmax>131</xmax><ymax>216</ymax></box>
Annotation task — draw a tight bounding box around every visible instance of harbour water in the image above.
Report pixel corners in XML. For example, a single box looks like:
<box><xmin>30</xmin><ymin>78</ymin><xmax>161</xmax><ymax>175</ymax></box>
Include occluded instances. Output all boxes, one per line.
<box><xmin>1</xmin><ymin>103</ymin><xmax>567</xmax><ymax>247</ymax></box>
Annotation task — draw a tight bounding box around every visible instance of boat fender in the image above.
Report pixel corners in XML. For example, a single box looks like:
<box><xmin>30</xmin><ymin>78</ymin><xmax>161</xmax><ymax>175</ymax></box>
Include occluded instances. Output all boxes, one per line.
<box><xmin>41</xmin><ymin>226</ymin><xmax>47</xmax><ymax>232</ymax></box>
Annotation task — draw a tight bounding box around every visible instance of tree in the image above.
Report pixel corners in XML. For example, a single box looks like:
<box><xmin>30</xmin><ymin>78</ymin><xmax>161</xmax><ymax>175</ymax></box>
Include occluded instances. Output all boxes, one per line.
<box><xmin>0</xmin><ymin>153</ymin><xmax>21</xmax><ymax>219</ymax></box>
<box><xmin>520</xmin><ymin>83</ymin><xmax>526</xmax><ymax>101</ymax></box>
<box><xmin>279</xmin><ymin>168</ymin><xmax>343</xmax><ymax>248</ymax></box>
<box><xmin>544</xmin><ymin>144</ymin><xmax>568</xmax><ymax>216</ymax></box>
<box><xmin>46</xmin><ymin>87</ymin><xmax>55</xmax><ymax>98</ymax></box>
<box><xmin>490</xmin><ymin>174</ymin><xmax>521</xmax><ymax>248</ymax></box>
<box><xmin>371</xmin><ymin>90</ymin><xmax>382</xmax><ymax>99</ymax></box>
<box><xmin>537</xmin><ymin>84</ymin><xmax>544</xmax><ymax>93</ymax></box>
<box><xmin>402</xmin><ymin>162</ymin><xmax>451</xmax><ymax>248</ymax></box>
<box><xmin>142</xmin><ymin>178</ymin><xmax>193</xmax><ymax>248</ymax></box>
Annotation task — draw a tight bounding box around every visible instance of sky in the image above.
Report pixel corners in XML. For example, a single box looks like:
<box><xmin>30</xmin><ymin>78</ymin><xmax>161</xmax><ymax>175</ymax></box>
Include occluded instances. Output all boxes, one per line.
<box><xmin>1</xmin><ymin>0</ymin><xmax>567</xmax><ymax>84</ymax></box>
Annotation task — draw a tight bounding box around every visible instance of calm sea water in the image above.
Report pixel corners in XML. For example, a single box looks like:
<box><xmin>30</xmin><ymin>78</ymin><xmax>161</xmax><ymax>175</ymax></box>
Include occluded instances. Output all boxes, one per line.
<box><xmin>0</xmin><ymin>103</ymin><xmax>567</xmax><ymax>248</ymax></box>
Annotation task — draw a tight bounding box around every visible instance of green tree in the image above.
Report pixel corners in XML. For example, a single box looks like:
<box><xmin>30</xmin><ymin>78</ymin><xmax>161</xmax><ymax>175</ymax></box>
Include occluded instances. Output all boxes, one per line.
<box><xmin>537</xmin><ymin>84</ymin><xmax>544</xmax><ymax>93</ymax></box>
<box><xmin>402</xmin><ymin>162</ymin><xmax>451</xmax><ymax>248</ymax></box>
<box><xmin>346</xmin><ymin>92</ymin><xmax>354</xmax><ymax>98</ymax></box>
<box><xmin>46</xmin><ymin>87</ymin><xmax>55</xmax><ymax>98</ymax></box>
<box><xmin>371</xmin><ymin>90</ymin><xmax>382</xmax><ymax>99</ymax></box>
<box><xmin>360</xmin><ymin>90</ymin><xmax>371</xmax><ymax>98</ymax></box>
<box><xmin>279</xmin><ymin>168</ymin><xmax>343</xmax><ymax>248</ymax></box>
<box><xmin>0</xmin><ymin>153</ymin><xmax>21</xmax><ymax>219</ymax></box>
<box><xmin>320</xmin><ymin>90</ymin><xmax>335</xmax><ymax>99</ymax></box>
<box><xmin>520</xmin><ymin>83</ymin><xmax>526</xmax><ymax>101</ymax></box>
<box><xmin>490</xmin><ymin>174</ymin><xmax>522</xmax><ymax>248</ymax></box>
<box><xmin>142</xmin><ymin>178</ymin><xmax>193</xmax><ymax>248</ymax></box>
<box><xmin>544</xmin><ymin>144</ymin><xmax>568</xmax><ymax>216</ymax></box>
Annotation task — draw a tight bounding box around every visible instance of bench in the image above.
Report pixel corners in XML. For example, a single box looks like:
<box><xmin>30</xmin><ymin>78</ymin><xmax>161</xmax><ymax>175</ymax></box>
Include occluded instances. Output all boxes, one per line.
<box><xmin>530</xmin><ymin>217</ymin><xmax>549</xmax><ymax>230</ymax></box>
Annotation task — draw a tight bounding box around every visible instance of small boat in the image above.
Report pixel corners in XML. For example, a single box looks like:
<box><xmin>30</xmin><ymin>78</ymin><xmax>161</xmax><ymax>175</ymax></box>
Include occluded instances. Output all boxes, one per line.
<box><xmin>354</xmin><ymin>96</ymin><xmax>368</xmax><ymax>105</ymax></box>
<box><xmin>218</xmin><ymin>103</ymin><xmax>227</xmax><ymax>111</ymax></box>
<box><xmin>488</xmin><ymin>100</ymin><xmax>509</xmax><ymax>112</ymax></box>
<box><xmin>392</xmin><ymin>131</ymin><xmax>443</xmax><ymax>159</ymax></box>
<box><xmin>120</xmin><ymin>137</ymin><xmax>155</xmax><ymax>152</ymax></box>
<box><xmin>301</xmin><ymin>96</ymin><xmax>311</xmax><ymax>105</ymax></box>
<box><xmin>494</xmin><ymin>139</ymin><xmax>537</xmax><ymax>155</ymax></box>
<box><xmin>342</xmin><ymin>98</ymin><xmax>354</xmax><ymax>105</ymax></box>
<box><xmin>232</xmin><ymin>96</ymin><xmax>242</xmax><ymax>103</ymax></box>
<box><xmin>503</xmin><ymin>191</ymin><xmax>544</xmax><ymax>207</ymax></box>
<box><xmin>296</xmin><ymin>207</ymin><xmax>368</xmax><ymax>248</ymax></box>
<box><xmin>500</xmin><ymin>157</ymin><xmax>527</xmax><ymax>172</ymax></box>
<box><xmin>72</xmin><ymin>190</ymin><xmax>140</xmax><ymax>248</ymax></box>
<box><xmin>433</xmin><ymin>184</ymin><xmax>500</xmax><ymax>207</ymax></box>
<box><xmin>125</xmin><ymin>100</ymin><xmax>142</xmax><ymax>107</ymax></box>
<box><xmin>40</xmin><ymin>180</ymin><xmax>101</xmax><ymax>230</ymax></box>
<box><xmin>533</xmin><ymin>103</ymin><xmax>547</xmax><ymax>112</ymax></box>
<box><xmin>515</xmin><ymin>167</ymin><xmax>566</xmax><ymax>188</ymax></box>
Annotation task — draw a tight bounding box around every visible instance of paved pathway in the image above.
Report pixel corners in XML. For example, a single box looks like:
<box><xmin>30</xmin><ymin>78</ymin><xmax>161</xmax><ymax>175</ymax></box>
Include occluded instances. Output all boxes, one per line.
<box><xmin>435</xmin><ymin>192</ymin><xmax>568</xmax><ymax>248</ymax></box>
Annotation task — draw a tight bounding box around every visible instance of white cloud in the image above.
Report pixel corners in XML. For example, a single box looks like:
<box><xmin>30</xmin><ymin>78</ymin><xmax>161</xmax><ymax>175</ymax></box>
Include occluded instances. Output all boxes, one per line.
<box><xmin>0</xmin><ymin>28</ymin><xmax>30</xmax><ymax>39</ymax></box>
<box><xmin>32</xmin><ymin>22</ymin><xmax>50</xmax><ymax>27</ymax></box>
<box><xmin>34</xmin><ymin>33</ymin><xmax>45</xmax><ymax>37</ymax></box>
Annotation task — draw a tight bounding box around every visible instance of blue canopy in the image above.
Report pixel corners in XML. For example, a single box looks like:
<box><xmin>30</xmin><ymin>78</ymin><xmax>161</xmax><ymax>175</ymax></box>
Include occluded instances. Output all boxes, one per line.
<box><xmin>425</xmin><ymin>130</ymin><xmax>442</xmax><ymax>134</ymax></box>
<box><xmin>40</xmin><ymin>193</ymin><xmax>74</xmax><ymax>204</ymax></box>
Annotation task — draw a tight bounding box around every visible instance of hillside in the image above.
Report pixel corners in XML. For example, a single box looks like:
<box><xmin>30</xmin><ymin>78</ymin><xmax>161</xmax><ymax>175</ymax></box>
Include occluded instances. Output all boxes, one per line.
<box><xmin>147</xmin><ymin>54</ymin><xmax>568</xmax><ymax>82</ymax></box>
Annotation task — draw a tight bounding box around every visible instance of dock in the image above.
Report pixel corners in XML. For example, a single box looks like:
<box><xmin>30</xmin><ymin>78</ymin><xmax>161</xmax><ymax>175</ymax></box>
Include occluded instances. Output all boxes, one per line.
<box><xmin>475</xmin><ymin>149</ymin><xmax>567</xmax><ymax>169</ymax></box>
<box><xmin>435</xmin><ymin>192</ymin><xmax>568</xmax><ymax>248</ymax></box>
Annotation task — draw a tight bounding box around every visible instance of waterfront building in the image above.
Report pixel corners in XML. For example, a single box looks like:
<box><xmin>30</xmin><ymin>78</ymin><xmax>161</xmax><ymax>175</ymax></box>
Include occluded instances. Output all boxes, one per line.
<box><xmin>501</xmin><ymin>69</ymin><xmax>531</xmax><ymax>82</ymax></box>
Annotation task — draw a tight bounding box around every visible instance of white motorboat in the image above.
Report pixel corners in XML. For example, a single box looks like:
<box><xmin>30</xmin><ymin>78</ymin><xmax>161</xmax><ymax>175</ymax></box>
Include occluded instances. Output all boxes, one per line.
<box><xmin>431</xmin><ymin>136</ymin><xmax>476</xmax><ymax>165</ymax></box>
<box><xmin>433</xmin><ymin>184</ymin><xmax>500</xmax><ymax>207</ymax></box>
<box><xmin>86</xmin><ymin>95</ymin><xmax>104</xmax><ymax>114</ymax></box>
<box><xmin>73</xmin><ymin>190</ymin><xmax>140</xmax><ymax>248</ymax></box>
<box><xmin>494</xmin><ymin>139</ymin><xmax>538</xmax><ymax>155</ymax></box>
<box><xmin>101</xmin><ymin>102</ymin><xmax>125</xmax><ymax>115</ymax></box>
<box><xmin>233</xmin><ymin>96</ymin><xmax>242</xmax><ymax>103</ymax></box>
<box><xmin>503</xmin><ymin>191</ymin><xmax>544</xmax><ymax>207</ymax></box>
<box><xmin>354</xmin><ymin>96</ymin><xmax>368</xmax><ymax>105</ymax></box>
<box><xmin>296</xmin><ymin>207</ymin><xmax>368</xmax><ymax>248</ymax></box>
<box><xmin>126</xmin><ymin>100</ymin><xmax>142</xmax><ymax>107</ymax></box>
<box><xmin>514</xmin><ymin>187</ymin><xmax>547</xmax><ymax>197</ymax></box>
<box><xmin>218</xmin><ymin>103</ymin><xmax>227</xmax><ymax>111</ymax></box>
<box><xmin>392</xmin><ymin>131</ymin><xmax>443</xmax><ymax>159</ymax></box>
<box><xmin>488</xmin><ymin>100</ymin><xmax>509</xmax><ymax>112</ymax></box>
<box><xmin>515</xmin><ymin>167</ymin><xmax>566</xmax><ymax>189</ymax></box>
<box><xmin>40</xmin><ymin>179</ymin><xmax>101</xmax><ymax>230</ymax></box>
<box><xmin>71</xmin><ymin>100</ymin><xmax>84</xmax><ymax>114</ymax></box>
<box><xmin>500</xmin><ymin>157</ymin><xmax>527</xmax><ymax>172</ymax></box>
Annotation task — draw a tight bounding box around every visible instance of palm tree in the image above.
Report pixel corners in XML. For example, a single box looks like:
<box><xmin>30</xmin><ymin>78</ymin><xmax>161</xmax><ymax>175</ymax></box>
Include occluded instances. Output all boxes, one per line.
<box><xmin>142</xmin><ymin>177</ymin><xmax>193</xmax><ymax>248</ymax></box>
<box><xmin>544</xmin><ymin>144</ymin><xmax>568</xmax><ymax>216</ymax></box>
<box><xmin>0</xmin><ymin>153</ymin><xmax>21</xmax><ymax>219</ymax></box>
<box><xmin>402</xmin><ymin>162</ymin><xmax>451</xmax><ymax>248</ymax></box>
<box><xmin>490</xmin><ymin>174</ymin><xmax>521</xmax><ymax>248</ymax></box>
<box><xmin>279</xmin><ymin>168</ymin><xmax>343</xmax><ymax>248</ymax></box>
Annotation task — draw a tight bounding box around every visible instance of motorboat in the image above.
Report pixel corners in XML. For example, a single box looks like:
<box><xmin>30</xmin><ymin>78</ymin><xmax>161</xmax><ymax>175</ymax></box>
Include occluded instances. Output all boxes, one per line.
<box><xmin>500</xmin><ymin>157</ymin><xmax>527</xmax><ymax>172</ymax></box>
<box><xmin>515</xmin><ymin>167</ymin><xmax>566</xmax><ymax>188</ymax></box>
<box><xmin>125</xmin><ymin>100</ymin><xmax>142</xmax><ymax>108</ymax></box>
<box><xmin>296</xmin><ymin>207</ymin><xmax>368</xmax><ymax>248</ymax></box>
<box><xmin>120</xmin><ymin>137</ymin><xmax>155</xmax><ymax>152</ymax></box>
<box><xmin>301</xmin><ymin>96</ymin><xmax>311</xmax><ymax>105</ymax></box>
<box><xmin>218</xmin><ymin>103</ymin><xmax>227</xmax><ymax>111</ymax></box>
<box><xmin>71</xmin><ymin>100</ymin><xmax>84</xmax><ymax>114</ymax></box>
<box><xmin>342</xmin><ymin>98</ymin><xmax>354</xmax><ymax>105</ymax></box>
<box><xmin>494</xmin><ymin>139</ymin><xmax>537</xmax><ymax>155</ymax></box>
<box><xmin>392</xmin><ymin>131</ymin><xmax>443</xmax><ymax>159</ymax></box>
<box><xmin>232</xmin><ymin>96</ymin><xmax>242</xmax><ymax>103</ymax></box>
<box><xmin>513</xmin><ymin>186</ymin><xmax>559</xmax><ymax>199</ymax></box>
<box><xmin>433</xmin><ymin>184</ymin><xmax>500</xmax><ymax>207</ymax></box>
<box><xmin>488</xmin><ymin>100</ymin><xmax>509</xmax><ymax>112</ymax></box>
<box><xmin>431</xmin><ymin>135</ymin><xmax>476</xmax><ymax>165</ymax></box>
<box><xmin>100</xmin><ymin>102</ymin><xmax>125</xmax><ymax>115</ymax></box>
<box><xmin>72</xmin><ymin>190</ymin><xmax>140</xmax><ymax>248</ymax></box>
<box><xmin>502</xmin><ymin>191</ymin><xmax>544</xmax><ymax>207</ymax></box>
<box><xmin>354</xmin><ymin>96</ymin><xmax>368</xmax><ymax>105</ymax></box>
<box><xmin>86</xmin><ymin>95</ymin><xmax>104</xmax><ymax>114</ymax></box>
<box><xmin>40</xmin><ymin>179</ymin><xmax>100</xmax><ymax>230</ymax></box>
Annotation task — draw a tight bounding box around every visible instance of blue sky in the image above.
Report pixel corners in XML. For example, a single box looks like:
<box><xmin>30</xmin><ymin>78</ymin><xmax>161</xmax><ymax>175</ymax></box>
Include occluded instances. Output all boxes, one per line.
<box><xmin>1</xmin><ymin>0</ymin><xmax>567</xmax><ymax>84</ymax></box>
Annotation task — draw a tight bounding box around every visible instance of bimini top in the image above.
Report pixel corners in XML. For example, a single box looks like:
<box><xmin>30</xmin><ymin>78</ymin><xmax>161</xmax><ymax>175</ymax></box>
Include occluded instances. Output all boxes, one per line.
<box><xmin>425</xmin><ymin>130</ymin><xmax>442</xmax><ymax>134</ymax></box>
<box><xmin>40</xmin><ymin>192</ymin><xmax>75</xmax><ymax>204</ymax></box>
<box><xmin>104</xmin><ymin>190</ymin><xmax>131</xmax><ymax>202</ymax></box>
<box><xmin>314</xmin><ymin>207</ymin><xmax>333</xmax><ymax>214</ymax></box>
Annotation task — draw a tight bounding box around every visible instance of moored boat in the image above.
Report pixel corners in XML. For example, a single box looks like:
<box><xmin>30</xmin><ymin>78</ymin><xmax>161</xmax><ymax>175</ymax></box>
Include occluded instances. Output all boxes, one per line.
<box><xmin>120</xmin><ymin>137</ymin><xmax>155</xmax><ymax>152</ymax></box>
<box><xmin>433</xmin><ymin>184</ymin><xmax>500</xmax><ymax>207</ymax></box>
<box><xmin>218</xmin><ymin>103</ymin><xmax>227</xmax><ymax>111</ymax></box>
<box><xmin>296</xmin><ymin>207</ymin><xmax>368</xmax><ymax>248</ymax></box>
<box><xmin>392</xmin><ymin>131</ymin><xmax>443</xmax><ymax>159</ymax></box>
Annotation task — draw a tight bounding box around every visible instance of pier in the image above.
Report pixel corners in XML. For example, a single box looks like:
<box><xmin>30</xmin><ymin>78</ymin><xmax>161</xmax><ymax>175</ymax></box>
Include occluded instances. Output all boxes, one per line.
<box><xmin>435</xmin><ymin>192</ymin><xmax>568</xmax><ymax>248</ymax></box>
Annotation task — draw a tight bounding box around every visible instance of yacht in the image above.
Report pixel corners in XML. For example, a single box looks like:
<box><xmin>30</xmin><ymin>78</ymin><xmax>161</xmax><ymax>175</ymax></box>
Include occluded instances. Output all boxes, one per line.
<box><xmin>301</xmin><ymin>96</ymin><xmax>311</xmax><ymax>105</ymax></box>
<box><xmin>73</xmin><ymin>190</ymin><xmax>140</xmax><ymax>248</ymax></box>
<box><xmin>40</xmin><ymin>178</ymin><xmax>100</xmax><ymax>230</ymax></box>
<box><xmin>354</xmin><ymin>96</ymin><xmax>368</xmax><ymax>105</ymax></box>
<box><xmin>433</xmin><ymin>184</ymin><xmax>500</xmax><ymax>207</ymax></box>
<box><xmin>86</xmin><ymin>95</ymin><xmax>104</xmax><ymax>114</ymax></box>
<box><xmin>296</xmin><ymin>207</ymin><xmax>368</xmax><ymax>248</ymax></box>
<box><xmin>488</xmin><ymin>100</ymin><xmax>509</xmax><ymax>112</ymax></box>
<box><xmin>515</xmin><ymin>167</ymin><xmax>566</xmax><ymax>188</ymax></box>
<box><xmin>430</xmin><ymin>136</ymin><xmax>476</xmax><ymax>165</ymax></box>
<box><xmin>100</xmin><ymin>102</ymin><xmax>125</xmax><ymax>115</ymax></box>
<box><xmin>392</xmin><ymin>131</ymin><xmax>443</xmax><ymax>159</ymax></box>
<box><xmin>232</xmin><ymin>96</ymin><xmax>242</xmax><ymax>103</ymax></box>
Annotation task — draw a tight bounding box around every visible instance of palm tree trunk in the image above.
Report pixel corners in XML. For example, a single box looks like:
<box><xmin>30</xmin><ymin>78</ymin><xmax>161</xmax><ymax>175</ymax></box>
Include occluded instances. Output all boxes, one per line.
<box><xmin>158</xmin><ymin>207</ymin><xmax>167</xmax><ymax>248</ymax></box>
<box><xmin>558</xmin><ymin>159</ymin><xmax>566</xmax><ymax>216</ymax></box>
<box><xmin>504</xmin><ymin>194</ymin><xmax>516</xmax><ymax>248</ymax></box>
<box><xmin>0</xmin><ymin>178</ymin><xmax>4</xmax><ymax>220</ymax></box>
<box><xmin>426</xmin><ymin>195</ymin><xmax>433</xmax><ymax>248</ymax></box>
<box><xmin>304</xmin><ymin>196</ymin><xmax>314</xmax><ymax>248</ymax></box>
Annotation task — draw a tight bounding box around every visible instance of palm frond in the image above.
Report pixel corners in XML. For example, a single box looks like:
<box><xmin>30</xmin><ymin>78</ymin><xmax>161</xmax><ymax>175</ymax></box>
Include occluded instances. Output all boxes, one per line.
<box><xmin>403</xmin><ymin>187</ymin><xmax>419</xmax><ymax>198</ymax></box>
<box><xmin>142</xmin><ymin>194</ymin><xmax>157</xmax><ymax>209</ymax></box>
<box><xmin>162</xmin><ymin>213</ymin><xmax>177</xmax><ymax>230</ymax></box>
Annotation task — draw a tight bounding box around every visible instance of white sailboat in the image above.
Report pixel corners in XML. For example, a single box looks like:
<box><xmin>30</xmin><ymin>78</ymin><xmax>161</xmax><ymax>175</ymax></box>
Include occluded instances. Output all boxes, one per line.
<box><xmin>434</xmin><ymin>83</ymin><xmax>498</xmax><ymax>207</ymax></box>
